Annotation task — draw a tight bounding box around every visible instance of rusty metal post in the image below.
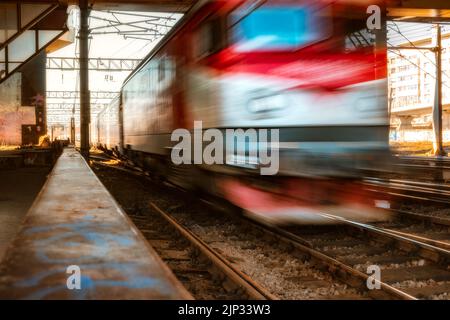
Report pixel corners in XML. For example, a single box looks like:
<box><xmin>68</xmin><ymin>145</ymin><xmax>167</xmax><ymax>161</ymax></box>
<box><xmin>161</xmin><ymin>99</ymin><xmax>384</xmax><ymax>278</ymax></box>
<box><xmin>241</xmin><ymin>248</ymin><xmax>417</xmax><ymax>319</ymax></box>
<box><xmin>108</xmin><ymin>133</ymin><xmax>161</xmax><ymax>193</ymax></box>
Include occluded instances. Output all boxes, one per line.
<box><xmin>432</xmin><ymin>24</ymin><xmax>445</xmax><ymax>156</ymax></box>
<box><xmin>70</xmin><ymin>117</ymin><xmax>75</xmax><ymax>144</ymax></box>
<box><xmin>374</xmin><ymin>4</ymin><xmax>387</xmax><ymax>119</ymax></box>
<box><xmin>79</xmin><ymin>0</ymin><xmax>90</xmax><ymax>158</ymax></box>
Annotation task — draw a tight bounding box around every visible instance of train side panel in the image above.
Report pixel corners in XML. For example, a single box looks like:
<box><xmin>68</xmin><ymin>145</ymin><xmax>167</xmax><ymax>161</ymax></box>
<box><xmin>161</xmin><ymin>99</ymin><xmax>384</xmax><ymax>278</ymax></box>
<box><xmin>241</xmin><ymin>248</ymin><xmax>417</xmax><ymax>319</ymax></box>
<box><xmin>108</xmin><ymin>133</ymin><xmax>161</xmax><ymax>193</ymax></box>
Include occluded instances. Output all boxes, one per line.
<box><xmin>97</xmin><ymin>97</ymin><xmax>120</xmax><ymax>151</ymax></box>
<box><xmin>99</xmin><ymin>0</ymin><xmax>392</xmax><ymax>224</ymax></box>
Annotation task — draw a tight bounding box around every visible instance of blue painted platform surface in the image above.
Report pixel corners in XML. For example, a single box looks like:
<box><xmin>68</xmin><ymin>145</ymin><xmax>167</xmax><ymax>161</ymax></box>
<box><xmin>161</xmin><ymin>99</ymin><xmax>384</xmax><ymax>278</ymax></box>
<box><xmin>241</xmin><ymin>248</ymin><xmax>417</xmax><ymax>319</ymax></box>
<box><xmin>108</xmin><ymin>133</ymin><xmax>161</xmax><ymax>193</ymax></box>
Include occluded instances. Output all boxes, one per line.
<box><xmin>0</xmin><ymin>148</ymin><xmax>192</xmax><ymax>299</ymax></box>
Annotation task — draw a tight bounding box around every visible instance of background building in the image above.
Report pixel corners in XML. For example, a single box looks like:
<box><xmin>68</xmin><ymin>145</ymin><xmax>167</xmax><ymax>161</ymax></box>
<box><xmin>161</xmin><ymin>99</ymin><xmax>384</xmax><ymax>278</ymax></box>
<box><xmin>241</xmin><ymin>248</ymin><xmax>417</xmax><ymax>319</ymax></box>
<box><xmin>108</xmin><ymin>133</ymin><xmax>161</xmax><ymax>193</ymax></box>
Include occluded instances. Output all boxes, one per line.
<box><xmin>388</xmin><ymin>22</ymin><xmax>450</xmax><ymax>142</ymax></box>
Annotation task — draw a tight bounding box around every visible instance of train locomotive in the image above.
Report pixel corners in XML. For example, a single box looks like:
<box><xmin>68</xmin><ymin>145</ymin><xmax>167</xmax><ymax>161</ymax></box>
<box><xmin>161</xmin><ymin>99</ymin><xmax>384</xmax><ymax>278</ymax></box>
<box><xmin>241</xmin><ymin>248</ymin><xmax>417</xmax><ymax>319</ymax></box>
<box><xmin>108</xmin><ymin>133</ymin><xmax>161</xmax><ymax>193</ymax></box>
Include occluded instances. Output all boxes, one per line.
<box><xmin>96</xmin><ymin>0</ymin><xmax>392</xmax><ymax>224</ymax></box>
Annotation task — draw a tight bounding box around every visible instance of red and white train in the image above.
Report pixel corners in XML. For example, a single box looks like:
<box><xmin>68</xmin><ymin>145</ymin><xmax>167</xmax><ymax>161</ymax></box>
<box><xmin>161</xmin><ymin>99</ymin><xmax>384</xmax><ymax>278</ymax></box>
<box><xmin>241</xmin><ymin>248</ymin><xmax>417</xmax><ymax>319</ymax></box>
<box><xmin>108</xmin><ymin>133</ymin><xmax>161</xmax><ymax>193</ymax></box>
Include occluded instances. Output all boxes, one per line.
<box><xmin>96</xmin><ymin>0</ymin><xmax>391</xmax><ymax>224</ymax></box>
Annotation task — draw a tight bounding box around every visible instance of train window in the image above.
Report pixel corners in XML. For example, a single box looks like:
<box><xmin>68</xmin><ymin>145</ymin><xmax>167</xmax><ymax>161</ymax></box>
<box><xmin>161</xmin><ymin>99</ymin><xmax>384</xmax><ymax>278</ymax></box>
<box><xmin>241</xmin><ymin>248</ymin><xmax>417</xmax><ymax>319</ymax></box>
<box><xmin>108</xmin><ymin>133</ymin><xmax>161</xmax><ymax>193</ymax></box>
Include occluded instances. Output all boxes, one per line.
<box><xmin>158</xmin><ymin>58</ymin><xmax>165</xmax><ymax>82</ymax></box>
<box><xmin>158</xmin><ymin>57</ymin><xmax>175</xmax><ymax>83</ymax></box>
<box><xmin>196</xmin><ymin>18</ymin><xmax>223</xmax><ymax>58</ymax></box>
<box><xmin>344</xmin><ymin>24</ymin><xmax>375</xmax><ymax>51</ymax></box>
<box><xmin>230</xmin><ymin>4</ymin><xmax>330</xmax><ymax>52</ymax></box>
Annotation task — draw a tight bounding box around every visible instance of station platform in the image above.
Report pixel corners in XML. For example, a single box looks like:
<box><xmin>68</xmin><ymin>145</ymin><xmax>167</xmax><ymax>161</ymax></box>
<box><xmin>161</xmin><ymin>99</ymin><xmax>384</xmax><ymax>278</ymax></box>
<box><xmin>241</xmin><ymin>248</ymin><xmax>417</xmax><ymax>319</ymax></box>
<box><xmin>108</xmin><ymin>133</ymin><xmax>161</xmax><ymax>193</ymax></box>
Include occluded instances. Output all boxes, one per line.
<box><xmin>0</xmin><ymin>148</ymin><xmax>56</xmax><ymax>169</ymax></box>
<box><xmin>0</xmin><ymin>148</ymin><xmax>191</xmax><ymax>300</ymax></box>
<box><xmin>0</xmin><ymin>166</ymin><xmax>49</xmax><ymax>261</ymax></box>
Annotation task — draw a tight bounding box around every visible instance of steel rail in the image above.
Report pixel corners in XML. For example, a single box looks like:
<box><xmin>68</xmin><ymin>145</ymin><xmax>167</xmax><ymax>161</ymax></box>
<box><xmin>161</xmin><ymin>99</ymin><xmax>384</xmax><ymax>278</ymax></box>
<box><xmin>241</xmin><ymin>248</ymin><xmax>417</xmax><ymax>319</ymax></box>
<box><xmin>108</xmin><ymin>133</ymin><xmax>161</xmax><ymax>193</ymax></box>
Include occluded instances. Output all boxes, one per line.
<box><xmin>315</xmin><ymin>212</ymin><xmax>450</xmax><ymax>262</ymax></box>
<box><xmin>242</xmin><ymin>217</ymin><xmax>417</xmax><ymax>300</ymax></box>
<box><xmin>391</xmin><ymin>209</ymin><xmax>450</xmax><ymax>227</ymax></box>
<box><xmin>149</xmin><ymin>202</ymin><xmax>278</xmax><ymax>300</ymax></box>
<box><xmin>92</xmin><ymin>156</ymin><xmax>449</xmax><ymax>300</ymax></box>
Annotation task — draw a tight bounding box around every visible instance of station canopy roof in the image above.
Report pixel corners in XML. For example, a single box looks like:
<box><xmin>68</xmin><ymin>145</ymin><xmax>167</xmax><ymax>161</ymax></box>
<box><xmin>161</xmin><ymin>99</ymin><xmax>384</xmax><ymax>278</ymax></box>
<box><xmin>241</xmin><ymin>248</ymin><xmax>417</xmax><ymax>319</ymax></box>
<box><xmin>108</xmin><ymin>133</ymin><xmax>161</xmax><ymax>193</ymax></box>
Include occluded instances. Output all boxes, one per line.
<box><xmin>4</xmin><ymin>0</ymin><xmax>450</xmax><ymax>21</ymax></box>
<box><xmin>5</xmin><ymin>1</ymin><xmax>194</xmax><ymax>12</ymax></box>
<box><xmin>387</xmin><ymin>0</ymin><xmax>450</xmax><ymax>23</ymax></box>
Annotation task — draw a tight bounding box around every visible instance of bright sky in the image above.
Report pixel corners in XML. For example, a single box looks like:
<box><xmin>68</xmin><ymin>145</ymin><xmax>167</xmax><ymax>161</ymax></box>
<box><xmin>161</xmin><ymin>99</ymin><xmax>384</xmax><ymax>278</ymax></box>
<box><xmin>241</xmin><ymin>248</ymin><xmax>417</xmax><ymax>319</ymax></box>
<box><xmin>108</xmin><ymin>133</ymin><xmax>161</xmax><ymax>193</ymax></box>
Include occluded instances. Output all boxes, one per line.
<box><xmin>46</xmin><ymin>10</ymin><xmax>182</xmax><ymax>130</ymax></box>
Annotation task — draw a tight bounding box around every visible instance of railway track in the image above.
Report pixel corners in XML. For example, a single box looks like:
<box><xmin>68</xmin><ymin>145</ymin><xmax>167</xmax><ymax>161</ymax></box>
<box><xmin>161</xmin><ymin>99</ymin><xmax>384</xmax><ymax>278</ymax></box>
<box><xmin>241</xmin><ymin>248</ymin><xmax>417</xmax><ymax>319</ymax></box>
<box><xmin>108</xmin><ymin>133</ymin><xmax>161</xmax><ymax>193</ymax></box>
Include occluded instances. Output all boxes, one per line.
<box><xmin>126</xmin><ymin>199</ymin><xmax>275</xmax><ymax>300</ymax></box>
<box><xmin>371</xmin><ymin>209</ymin><xmax>450</xmax><ymax>250</ymax></box>
<box><xmin>93</xmin><ymin>160</ymin><xmax>369</xmax><ymax>299</ymax></box>
<box><xmin>277</xmin><ymin>213</ymin><xmax>450</xmax><ymax>300</ymax></box>
<box><xmin>91</xmin><ymin>154</ymin><xmax>450</xmax><ymax>300</ymax></box>
<box><xmin>364</xmin><ymin>177</ymin><xmax>450</xmax><ymax>204</ymax></box>
<box><xmin>362</xmin><ymin>155</ymin><xmax>450</xmax><ymax>183</ymax></box>
<box><xmin>396</xmin><ymin>156</ymin><xmax>450</xmax><ymax>174</ymax></box>
<box><xmin>231</xmin><ymin>213</ymin><xmax>448</xmax><ymax>300</ymax></box>
<box><xmin>397</xmin><ymin>155</ymin><xmax>450</xmax><ymax>166</ymax></box>
<box><xmin>94</xmin><ymin>153</ymin><xmax>450</xmax><ymax>209</ymax></box>
<box><xmin>150</xmin><ymin>200</ymin><xmax>373</xmax><ymax>300</ymax></box>
<box><xmin>92</xmin><ymin>155</ymin><xmax>269</xmax><ymax>299</ymax></box>
<box><xmin>166</xmin><ymin>197</ymin><xmax>450</xmax><ymax>300</ymax></box>
<box><xmin>362</xmin><ymin>176</ymin><xmax>450</xmax><ymax>224</ymax></box>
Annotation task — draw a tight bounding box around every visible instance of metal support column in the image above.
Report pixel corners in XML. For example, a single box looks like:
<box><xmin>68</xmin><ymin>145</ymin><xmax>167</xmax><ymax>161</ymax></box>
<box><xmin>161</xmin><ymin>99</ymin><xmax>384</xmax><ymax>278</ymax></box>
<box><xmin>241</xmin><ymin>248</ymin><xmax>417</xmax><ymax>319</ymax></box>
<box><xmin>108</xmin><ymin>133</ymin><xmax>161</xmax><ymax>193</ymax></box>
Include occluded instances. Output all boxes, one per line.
<box><xmin>432</xmin><ymin>24</ymin><xmax>445</xmax><ymax>156</ymax></box>
<box><xmin>79</xmin><ymin>0</ymin><xmax>90</xmax><ymax>158</ymax></box>
<box><xmin>375</xmin><ymin>5</ymin><xmax>387</xmax><ymax>116</ymax></box>
<box><xmin>70</xmin><ymin>117</ymin><xmax>75</xmax><ymax>144</ymax></box>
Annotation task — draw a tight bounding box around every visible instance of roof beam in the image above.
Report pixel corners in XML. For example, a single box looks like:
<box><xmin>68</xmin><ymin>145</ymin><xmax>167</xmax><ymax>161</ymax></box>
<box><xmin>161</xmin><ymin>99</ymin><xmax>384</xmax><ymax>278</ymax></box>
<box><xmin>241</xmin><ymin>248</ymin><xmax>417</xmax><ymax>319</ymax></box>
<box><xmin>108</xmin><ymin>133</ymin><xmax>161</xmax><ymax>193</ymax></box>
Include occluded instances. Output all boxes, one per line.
<box><xmin>60</xmin><ymin>0</ymin><xmax>193</xmax><ymax>12</ymax></box>
<box><xmin>3</xmin><ymin>1</ymin><xmax>194</xmax><ymax>12</ymax></box>
<box><xmin>389</xmin><ymin>0</ymin><xmax>450</xmax><ymax>9</ymax></box>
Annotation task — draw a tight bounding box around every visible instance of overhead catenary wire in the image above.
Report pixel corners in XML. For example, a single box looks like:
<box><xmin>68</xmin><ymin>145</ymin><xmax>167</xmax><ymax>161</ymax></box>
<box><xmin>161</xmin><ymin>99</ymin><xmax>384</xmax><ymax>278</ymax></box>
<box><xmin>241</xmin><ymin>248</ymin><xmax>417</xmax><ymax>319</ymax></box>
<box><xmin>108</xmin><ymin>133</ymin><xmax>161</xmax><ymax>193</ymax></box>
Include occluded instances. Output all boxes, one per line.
<box><xmin>387</xmin><ymin>41</ymin><xmax>450</xmax><ymax>91</ymax></box>
<box><xmin>388</xmin><ymin>21</ymin><xmax>450</xmax><ymax>81</ymax></box>
<box><xmin>47</xmin><ymin>10</ymin><xmax>183</xmax><ymax>129</ymax></box>
<box><xmin>88</xmin><ymin>10</ymin><xmax>178</xmax><ymax>44</ymax></box>
<box><xmin>105</xmin><ymin>10</ymin><xmax>177</xmax><ymax>21</ymax></box>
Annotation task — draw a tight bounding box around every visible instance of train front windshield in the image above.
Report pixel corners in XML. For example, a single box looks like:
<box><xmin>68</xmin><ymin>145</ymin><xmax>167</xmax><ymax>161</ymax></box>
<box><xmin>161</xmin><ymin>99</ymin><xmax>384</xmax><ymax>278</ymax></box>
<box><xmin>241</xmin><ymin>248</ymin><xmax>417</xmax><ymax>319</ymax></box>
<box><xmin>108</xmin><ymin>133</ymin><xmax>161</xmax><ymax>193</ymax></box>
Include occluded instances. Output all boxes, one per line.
<box><xmin>231</xmin><ymin>4</ymin><xmax>329</xmax><ymax>52</ymax></box>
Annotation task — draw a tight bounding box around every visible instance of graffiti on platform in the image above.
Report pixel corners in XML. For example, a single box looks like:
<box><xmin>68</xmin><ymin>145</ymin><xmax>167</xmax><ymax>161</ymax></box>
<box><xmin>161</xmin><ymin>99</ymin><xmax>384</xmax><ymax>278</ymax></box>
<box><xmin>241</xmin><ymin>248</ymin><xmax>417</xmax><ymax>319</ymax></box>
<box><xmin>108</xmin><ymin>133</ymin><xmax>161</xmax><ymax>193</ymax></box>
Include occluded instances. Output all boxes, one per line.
<box><xmin>0</xmin><ymin>73</ymin><xmax>38</xmax><ymax>145</ymax></box>
<box><xmin>9</xmin><ymin>214</ymin><xmax>172</xmax><ymax>299</ymax></box>
<box><xmin>0</xmin><ymin>107</ymin><xmax>36</xmax><ymax>145</ymax></box>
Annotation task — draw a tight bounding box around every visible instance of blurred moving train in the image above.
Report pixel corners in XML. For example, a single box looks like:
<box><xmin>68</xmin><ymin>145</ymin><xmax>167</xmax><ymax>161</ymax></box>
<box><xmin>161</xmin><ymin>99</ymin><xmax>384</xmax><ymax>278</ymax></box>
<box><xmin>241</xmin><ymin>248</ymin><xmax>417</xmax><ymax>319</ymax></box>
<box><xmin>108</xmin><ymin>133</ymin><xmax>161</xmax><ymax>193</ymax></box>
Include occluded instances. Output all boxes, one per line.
<box><xmin>95</xmin><ymin>0</ymin><xmax>391</xmax><ymax>224</ymax></box>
